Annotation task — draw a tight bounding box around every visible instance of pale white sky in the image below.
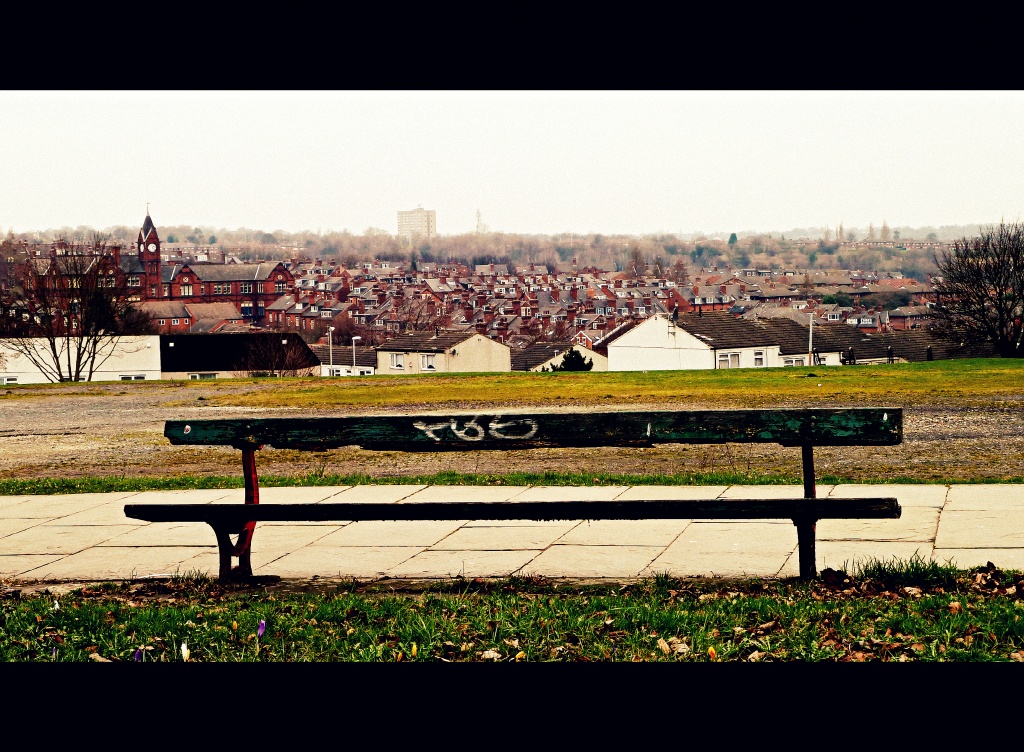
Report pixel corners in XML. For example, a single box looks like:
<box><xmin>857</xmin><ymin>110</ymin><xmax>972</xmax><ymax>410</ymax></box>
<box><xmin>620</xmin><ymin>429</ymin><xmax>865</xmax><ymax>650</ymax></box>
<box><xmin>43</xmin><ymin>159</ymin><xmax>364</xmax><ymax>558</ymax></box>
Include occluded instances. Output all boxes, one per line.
<box><xmin>2</xmin><ymin>90</ymin><xmax>1022</xmax><ymax>237</ymax></box>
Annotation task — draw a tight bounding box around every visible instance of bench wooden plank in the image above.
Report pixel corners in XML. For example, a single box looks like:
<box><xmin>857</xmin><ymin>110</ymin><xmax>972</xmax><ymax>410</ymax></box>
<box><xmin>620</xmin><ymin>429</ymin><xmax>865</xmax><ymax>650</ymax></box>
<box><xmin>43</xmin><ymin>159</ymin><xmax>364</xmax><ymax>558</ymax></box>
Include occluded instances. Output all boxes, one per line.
<box><xmin>164</xmin><ymin>408</ymin><xmax>902</xmax><ymax>451</ymax></box>
<box><xmin>125</xmin><ymin>498</ymin><xmax>901</xmax><ymax>524</ymax></box>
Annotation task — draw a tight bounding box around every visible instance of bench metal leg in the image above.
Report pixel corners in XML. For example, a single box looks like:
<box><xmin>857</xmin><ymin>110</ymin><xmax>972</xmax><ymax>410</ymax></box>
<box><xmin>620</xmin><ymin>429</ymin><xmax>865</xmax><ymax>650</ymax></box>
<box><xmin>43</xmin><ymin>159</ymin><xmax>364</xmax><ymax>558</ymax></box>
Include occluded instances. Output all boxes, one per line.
<box><xmin>801</xmin><ymin>445</ymin><xmax>816</xmax><ymax>500</ymax></box>
<box><xmin>209</xmin><ymin>446</ymin><xmax>261</xmax><ymax>580</ymax></box>
<box><xmin>794</xmin><ymin>517</ymin><xmax>818</xmax><ymax>580</ymax></box>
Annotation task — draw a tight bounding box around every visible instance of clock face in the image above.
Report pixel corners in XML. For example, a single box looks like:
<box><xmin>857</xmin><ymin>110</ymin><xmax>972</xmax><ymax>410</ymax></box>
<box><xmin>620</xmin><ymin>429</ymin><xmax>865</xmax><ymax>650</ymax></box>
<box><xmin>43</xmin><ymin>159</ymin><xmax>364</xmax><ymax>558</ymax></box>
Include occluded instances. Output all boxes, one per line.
<box><xmin>147</xmin><ymin>243</ymin><xmax>156</xmax><ymax>251</ymax></box>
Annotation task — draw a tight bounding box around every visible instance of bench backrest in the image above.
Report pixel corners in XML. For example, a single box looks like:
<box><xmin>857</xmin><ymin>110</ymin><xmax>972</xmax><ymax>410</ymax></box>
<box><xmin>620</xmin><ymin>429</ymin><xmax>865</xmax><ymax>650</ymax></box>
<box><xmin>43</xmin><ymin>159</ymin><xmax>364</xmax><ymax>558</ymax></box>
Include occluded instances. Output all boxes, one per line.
<box><xmin>165</xmin><ymin>408</ymin><xmax>902</xmax><ymax>451</ymax></box>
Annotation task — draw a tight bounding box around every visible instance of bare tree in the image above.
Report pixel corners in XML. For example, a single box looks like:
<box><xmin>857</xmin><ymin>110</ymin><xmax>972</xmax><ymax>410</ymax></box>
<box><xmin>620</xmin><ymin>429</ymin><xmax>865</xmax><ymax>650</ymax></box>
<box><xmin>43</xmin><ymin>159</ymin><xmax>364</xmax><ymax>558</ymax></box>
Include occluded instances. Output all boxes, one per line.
<box><xmin>932</xmin><ymin>222</ymin><xmax>1024</xmax><ymax>357</ymax></box>
<box><xmin>0</xmin><ymin>240</ymin><xmax>155</xmax><ymax>381</ymax></box>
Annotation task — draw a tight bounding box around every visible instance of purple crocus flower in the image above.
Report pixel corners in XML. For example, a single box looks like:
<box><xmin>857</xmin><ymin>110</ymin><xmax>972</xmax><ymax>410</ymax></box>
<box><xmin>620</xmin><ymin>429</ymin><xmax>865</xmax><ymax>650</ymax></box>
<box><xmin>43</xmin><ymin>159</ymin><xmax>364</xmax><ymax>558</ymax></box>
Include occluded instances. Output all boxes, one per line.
<box><xmin>134</xmin><ymin>649</ymin><xmax>142</xmax><ymax>662</ymax></box>
<box><xmin>52</xmin><ymin>647</ymin><xmax>57</xmax><ymax>660</ymax></box>
<box><xmin>257</xmin><ymin>620</ymin><xmax>266</xmax><ymax>639</ymax></box>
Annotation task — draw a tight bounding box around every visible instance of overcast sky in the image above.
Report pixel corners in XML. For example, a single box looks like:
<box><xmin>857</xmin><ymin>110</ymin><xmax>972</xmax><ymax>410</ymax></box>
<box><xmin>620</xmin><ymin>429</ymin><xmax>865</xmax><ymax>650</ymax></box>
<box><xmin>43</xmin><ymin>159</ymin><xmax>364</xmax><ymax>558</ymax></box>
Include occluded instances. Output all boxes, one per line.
<box><xmin>2</xmin><ymin>90</ymin><xmax>1022</xmax><ymax>237</ymax></box>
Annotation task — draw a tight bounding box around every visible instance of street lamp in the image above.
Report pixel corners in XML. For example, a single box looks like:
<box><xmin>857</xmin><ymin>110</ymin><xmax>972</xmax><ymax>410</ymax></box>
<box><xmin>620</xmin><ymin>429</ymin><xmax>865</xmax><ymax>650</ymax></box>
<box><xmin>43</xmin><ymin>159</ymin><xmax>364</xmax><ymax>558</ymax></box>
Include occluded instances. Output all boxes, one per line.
<box><xmin>352</xmin><ymin>335</ymin><xmax>361</xmax><ymax>374</ymax></box>
<box><xmin>328</xmin><ymin>327</ymin><xmax>335</xmax><ymax>372</ymax></box>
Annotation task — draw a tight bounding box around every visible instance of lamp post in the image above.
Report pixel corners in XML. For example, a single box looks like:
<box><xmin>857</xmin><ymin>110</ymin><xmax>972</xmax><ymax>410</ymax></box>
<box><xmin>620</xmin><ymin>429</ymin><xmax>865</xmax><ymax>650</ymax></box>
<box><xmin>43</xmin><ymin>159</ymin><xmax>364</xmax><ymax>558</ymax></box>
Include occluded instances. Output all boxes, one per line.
<box><xmin>352</xmin><ymin>335</ymin><xmax>361</xmax><ymax>374</ymax></box>
<box><xmin>328</xmin><ymin>326</ymin><xmax>335</xmax><ymax>373</ymax></box>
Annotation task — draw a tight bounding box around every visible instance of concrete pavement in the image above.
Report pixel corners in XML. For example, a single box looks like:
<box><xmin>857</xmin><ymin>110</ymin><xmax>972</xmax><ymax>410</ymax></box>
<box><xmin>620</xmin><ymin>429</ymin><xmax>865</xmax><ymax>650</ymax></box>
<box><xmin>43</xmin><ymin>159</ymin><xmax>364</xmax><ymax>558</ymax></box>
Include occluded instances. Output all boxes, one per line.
<box><xmin>2</xmin><ymin>483</ymin><xmax>1023</xmax><ymax>583</ymax></box>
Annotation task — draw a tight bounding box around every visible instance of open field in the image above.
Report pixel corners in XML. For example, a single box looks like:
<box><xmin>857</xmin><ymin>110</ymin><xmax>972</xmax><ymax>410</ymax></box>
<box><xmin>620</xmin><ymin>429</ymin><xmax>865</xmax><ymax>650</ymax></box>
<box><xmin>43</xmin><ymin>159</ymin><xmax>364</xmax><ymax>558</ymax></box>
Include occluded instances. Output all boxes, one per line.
<box><xmin>1</xmin><ymin>359</ymin><xmax>1022</xmax><ymax>487</ymax></box>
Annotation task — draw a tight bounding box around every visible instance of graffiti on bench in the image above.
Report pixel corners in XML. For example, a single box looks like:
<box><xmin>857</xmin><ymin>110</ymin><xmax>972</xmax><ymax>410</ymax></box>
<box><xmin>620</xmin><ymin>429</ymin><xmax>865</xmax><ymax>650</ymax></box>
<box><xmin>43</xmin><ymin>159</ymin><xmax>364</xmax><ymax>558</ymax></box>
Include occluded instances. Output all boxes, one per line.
<box><xmin>412</xmin><ymin>415</ymin><xmax>540</xmax><ymax>442</ymax></box>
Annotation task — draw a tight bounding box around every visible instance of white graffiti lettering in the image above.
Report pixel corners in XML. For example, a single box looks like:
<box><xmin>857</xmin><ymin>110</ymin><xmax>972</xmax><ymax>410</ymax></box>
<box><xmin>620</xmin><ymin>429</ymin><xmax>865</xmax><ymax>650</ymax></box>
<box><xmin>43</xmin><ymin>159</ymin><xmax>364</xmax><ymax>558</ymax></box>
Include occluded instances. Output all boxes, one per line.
<box><xmin>488</xmin><ymin>417</ymin><xmax>539</xmax><ymax>440</ymax></box>
<box><xmin>412</xmin><ymin>420</ymin><xmax>453</xmax><ymax>441</ymax></box>
<box><xmin>450</xmin><ymin>418</ymin><xmax>485</xmax><ymax>441</ymax></box>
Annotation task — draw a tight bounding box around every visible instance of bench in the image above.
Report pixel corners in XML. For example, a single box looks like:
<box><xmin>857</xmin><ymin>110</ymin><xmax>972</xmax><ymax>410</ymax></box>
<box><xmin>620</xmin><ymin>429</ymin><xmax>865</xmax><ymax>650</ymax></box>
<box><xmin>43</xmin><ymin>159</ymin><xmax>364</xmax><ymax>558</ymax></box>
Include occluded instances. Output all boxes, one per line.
<box><xmin>123</xmin><ymin>408</ymin><xmax>903</xmax><ymax>581</ymax></box>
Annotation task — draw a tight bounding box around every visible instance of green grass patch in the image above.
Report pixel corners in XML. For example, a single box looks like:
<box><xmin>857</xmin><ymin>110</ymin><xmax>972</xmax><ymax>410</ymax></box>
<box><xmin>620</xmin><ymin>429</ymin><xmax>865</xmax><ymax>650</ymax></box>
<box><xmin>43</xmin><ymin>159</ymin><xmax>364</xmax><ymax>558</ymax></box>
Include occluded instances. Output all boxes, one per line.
<box><xmin>149</xmin><ymin>358</ymin><xmax>1024</xmax><ymax>410</ymax></box>
<box><xmin>4</xmin><ymin>561</ymin><xmax>1023</xmax><ymax>662</ymax></box>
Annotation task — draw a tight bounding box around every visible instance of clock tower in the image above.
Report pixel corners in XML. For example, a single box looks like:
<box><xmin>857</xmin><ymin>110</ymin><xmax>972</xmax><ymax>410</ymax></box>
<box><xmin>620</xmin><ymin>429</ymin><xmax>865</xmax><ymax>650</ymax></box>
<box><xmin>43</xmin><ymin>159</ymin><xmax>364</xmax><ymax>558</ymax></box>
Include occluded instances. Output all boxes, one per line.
<box><xmin>137</xmin><ymin>210</ymin><xmax>162</xmax><ymax>298</ymax></box>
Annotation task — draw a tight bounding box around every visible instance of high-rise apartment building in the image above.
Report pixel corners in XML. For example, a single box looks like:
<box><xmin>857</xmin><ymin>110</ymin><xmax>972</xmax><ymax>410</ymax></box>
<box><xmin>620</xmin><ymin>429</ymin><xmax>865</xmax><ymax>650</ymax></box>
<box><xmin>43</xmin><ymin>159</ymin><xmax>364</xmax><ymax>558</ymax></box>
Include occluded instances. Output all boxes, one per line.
<box><xmin>397</xmin><ymin>207</ymin><xmax>436</xmax><ymax>241</ymax></box>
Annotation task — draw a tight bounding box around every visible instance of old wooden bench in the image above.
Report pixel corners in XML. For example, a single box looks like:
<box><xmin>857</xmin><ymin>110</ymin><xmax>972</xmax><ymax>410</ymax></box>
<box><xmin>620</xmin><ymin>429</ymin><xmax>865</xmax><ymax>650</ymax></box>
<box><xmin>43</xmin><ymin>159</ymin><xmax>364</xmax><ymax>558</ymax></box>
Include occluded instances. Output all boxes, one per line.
<box><xmin>123</xmin><ymin>408</ymin><xmax>903</xmax><ymax>581</ymax></box>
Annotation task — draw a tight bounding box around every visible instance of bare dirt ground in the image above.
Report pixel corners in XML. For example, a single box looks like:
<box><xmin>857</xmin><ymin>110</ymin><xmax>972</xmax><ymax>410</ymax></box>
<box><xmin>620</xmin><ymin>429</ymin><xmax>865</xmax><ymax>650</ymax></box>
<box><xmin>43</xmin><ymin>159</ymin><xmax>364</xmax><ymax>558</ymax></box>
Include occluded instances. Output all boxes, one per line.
<box><xmin>0</xmin><ymin>382</ymin><xmax>1021</xmax><ymax>483</ymax></box>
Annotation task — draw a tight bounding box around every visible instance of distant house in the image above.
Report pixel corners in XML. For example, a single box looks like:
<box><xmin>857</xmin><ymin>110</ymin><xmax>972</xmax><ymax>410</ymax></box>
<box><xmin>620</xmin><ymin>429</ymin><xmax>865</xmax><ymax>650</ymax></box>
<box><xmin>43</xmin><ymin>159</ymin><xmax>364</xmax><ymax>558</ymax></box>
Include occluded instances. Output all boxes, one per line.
<box><xmin>309</xmin><ymin>345</ymin><xmax>377</xmax><ymax>377</ymax></box>
<box><xmin>159</xmin><ymin>333</ymin><xmax>319</xmax><ymax>380</ymax></box>
<box><xmin>510</xmin><ymin>342</ymin><xmax>607</xmax><ymax>372</ymax></box>
<box><xmin>376</xmin><ymin>330</ymin><xmax>511</xmax><ymax>374</ymax></box>
<box><xmin>606</xmin><ymin>312</ymin><xmax>841</xmax><ymax>371</ymax></box>
<box><xmin>0</xmin><ymin>335</ymin><xmax>161</xmax><ymax>384</ymax></box>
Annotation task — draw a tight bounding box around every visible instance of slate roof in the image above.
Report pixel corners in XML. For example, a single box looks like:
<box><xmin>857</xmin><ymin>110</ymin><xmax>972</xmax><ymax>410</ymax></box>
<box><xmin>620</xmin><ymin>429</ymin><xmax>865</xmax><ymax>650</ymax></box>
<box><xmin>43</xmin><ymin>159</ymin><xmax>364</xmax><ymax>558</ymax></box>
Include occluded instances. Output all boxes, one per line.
<box><xmin>375</xmin><ymin>330</ymin><xmax>479</xmax><ymax>353</ymax></box>
<box><xmin>308</xmin><ymin>345</ymin><xmax>378</xmax><ymax>368</ymax></box>
<box><xmin>510</xmin><ymin>342</ymin><xmax>574</xmax><ymax>371</ymax></box>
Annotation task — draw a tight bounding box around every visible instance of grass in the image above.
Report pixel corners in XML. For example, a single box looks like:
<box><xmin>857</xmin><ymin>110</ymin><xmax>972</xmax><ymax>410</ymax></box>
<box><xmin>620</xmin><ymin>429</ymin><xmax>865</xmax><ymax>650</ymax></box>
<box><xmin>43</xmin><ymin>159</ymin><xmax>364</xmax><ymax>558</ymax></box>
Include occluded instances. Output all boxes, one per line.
<box><xmin>7</xmin><ymin>468</ymin><xmax>1021</xmax><ymax>497</ymax></box>
<box><xmin>4</xmin><ymin>357</ymin><xmax>1019</xmax><ymax>410</ymax></box>
<box><xmin>4</xmin><ymin>560</ymin><xmax>1023</xmax><ymax>662</ymax></box>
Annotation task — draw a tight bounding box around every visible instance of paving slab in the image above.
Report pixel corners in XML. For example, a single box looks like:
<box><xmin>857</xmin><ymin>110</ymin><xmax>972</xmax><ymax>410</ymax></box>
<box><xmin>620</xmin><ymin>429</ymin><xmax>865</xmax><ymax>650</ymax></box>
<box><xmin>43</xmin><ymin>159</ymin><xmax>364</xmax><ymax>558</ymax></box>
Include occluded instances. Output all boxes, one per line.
<box><xmin>526</xmin><ymin>544</ymin><xmax>664</xmax><ymax>578</ymax></box>
<box><xmin>614</xmin><ymin>486</ymin><xmax>730</xmax><ymax>500</ymax></box>
<box><xmin>816</xmin><ymin>506</ymin><xmax>940</xmax><ymax>541</ymax></box>
<box><xmin>827</xmin><ymin>484</ymin><xmax>949</xmax><ymax>508</ymax></box>
<box><xmin>217</xmin><ymin>486</ymin><xmax>354</xmax><ymax>504</ymax></box>
<box><xmin>119</xmin><ymin>489</ymin><xmax>238</xmax><ymax>505</ymax></box>
<box><xmin>331</xmin><ymin>485</ymin><xmax>427</xmax><ymax>503</ymax></box>
<box><xmin>99</xmin><ymin>521</ymin><xmax>215</xmax><ymax>547</ymax></box>
<box><xmin>0</xmin><ymin>518</ymin><xmax>46</xmax><ymax>538</ymax></box>
<box><xmin>430</xmin><ymin>523</ymin><xmax>579</xmax><ymax>551</ymax></box>
<box><xmin>402</xmin><ymin>485</ymin><xmax>528</xmax><ymax>503</ymax></box>
<box><xmin>1</xmin><ymin>493</ymin><xmax>134</xmax><ymax>520</ymax></box>
<box><xmin>944</xmin><ymin>485</ymin><xmax>1024</xmax><ymax>510</ymax></box>
<box><xmin>934</xmin><ymin>509</ymin><xmax>1024</xmax><ymax>548</ymax></box>
<box><xmin>556</xmin><ymin>519</ymin><xmax>691</xmax><ymax>547</ymax></box>
<box><xmin>720</xmin><ymin>485</ymin><xmax>835</xmax><ymax>499</ymax></box>
<box><xmin>0</xmin><ymin>555</ymin><xmax>63</xmax><ymax>578</ymax></box>
<box><xmin>1</xmin><ymin>524</ymin><xmax>143</xmax><ymax>555</ymax></box>
<box><xmin>311</xmin><ymin>519</ymin><xmax>466</xmax><ymax>547</ymax></box>
<box><xmin>644</xmin><ymin>522</ymin><xmax>799</xmax><ymax>578</ymax></box>
<box><xmin>20</xmin><ymin>546</ymin><xmax>216</xmax><ymax>581</ymax></box>
<box><xmin>815</xmin><ymin>541</ymin><xmax>934</xmax><ymax>573</ymax></box>
<box><xmin>510</xmin><ymin>486</ymin><xmax>629</xmax><ymax>501</ymax></box>
<box><xmin>387</xmin><ymin>549</ymin><xmax>541</xmax><ymax>579</ymax></box>
<box><xmin>256</xmin><ymin>545</ymin><xmax>422</xmax><ymax>579</ymax></box>
<box><xmin>0</xmin><ymin>496</ymin><xmax>32</xmax><ymax>510</ymax></box>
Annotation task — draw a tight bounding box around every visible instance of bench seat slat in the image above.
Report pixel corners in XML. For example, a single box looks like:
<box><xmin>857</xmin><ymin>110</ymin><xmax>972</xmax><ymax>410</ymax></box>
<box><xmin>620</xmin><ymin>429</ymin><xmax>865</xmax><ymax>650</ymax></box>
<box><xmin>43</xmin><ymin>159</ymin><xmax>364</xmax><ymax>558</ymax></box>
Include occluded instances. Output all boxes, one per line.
<box><xmin>164</xmin><ymin>408</ymin><xmax>902</xmax><ymax>451</ymax></box>
<box><xmin>125</xmin><ymin>498</ymin><xmax>901</xmax><ymax>524</ymax></box>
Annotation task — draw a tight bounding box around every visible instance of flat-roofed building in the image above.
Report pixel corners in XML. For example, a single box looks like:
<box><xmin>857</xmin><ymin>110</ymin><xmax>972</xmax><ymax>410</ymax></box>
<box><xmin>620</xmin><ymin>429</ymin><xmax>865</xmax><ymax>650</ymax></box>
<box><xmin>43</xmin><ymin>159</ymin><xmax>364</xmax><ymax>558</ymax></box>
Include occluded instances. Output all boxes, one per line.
<box><xmin>397</xmin><ymin>207</ymin><xmax>436</xmax><ymax>241</ymax></box>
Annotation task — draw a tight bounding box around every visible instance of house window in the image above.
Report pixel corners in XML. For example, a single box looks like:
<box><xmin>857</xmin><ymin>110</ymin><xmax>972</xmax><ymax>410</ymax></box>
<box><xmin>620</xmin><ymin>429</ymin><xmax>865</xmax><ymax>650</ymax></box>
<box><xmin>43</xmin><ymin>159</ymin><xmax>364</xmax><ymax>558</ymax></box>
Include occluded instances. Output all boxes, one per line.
<box><xmin>783</xmin><ymin>357</ymin><xmax>806</xmax><ymax>367</ymax></box>
<box><xmin>171</xmin><ymin>319</ymin><xmax>179</xmax><ymax>326</ymax></box>
<box><xmin>389</xmin><ymin>353</ymin><xmax>404</xmax><ymax>370</ymax></box>
<box><xmin>127</xmin><ymin>275</ymin><xmax>140</xmax><ymax>287</ymax></box>
<box><xmin>162</xmin><ymin>284</ymin><xmax>169</xmax><ymax>297</ymax></box>
<box><xmin>183</xmin><ymin>319</ymin><xmax>189</xmax><ymax>325</ymax></box>
<box><xmin>276</xmin><ymin>282</ymin><xmax>286</xmax><ymax>293</ymax></box>
<box><xmin>120</xmin><ymin>375</ymin><xmax>145</xmax><ymax>381</ymax></box>
<box><xmin>158</xmin><ymin>319</ymin><xmax>166</xmax><ymax>326</ymax></box>
<box><xmin>240</xmin><ymin>282</ymin><xmax>253</xmax><ymax>294</ymax></box>
<box><xmin>420</xmin><ymin>354</ymin><xmax>436</xmax><ymax>370</ymax></box>
<box><xmin>255</xmin><ymin>282</ymin><xmax>263</xmax><ymax>293</ymax></box>
<box><xmin>180</xmin><ymin>285</ymin><xmax>192</xmax><ymax>296</ymax></box>
<box><xmin>754</xmin><ymin>351</ymin><xmax>765</xmax><ymax>367</ymax></box>
<box><xmin>717</xmin><ymin>352</ymin><xmax>740</xmax><ymax>369</ymax></box>
<box><xmin>1</xmin><ymin>376</ymin><xmax>17</xmax><ymax>384</ymax></box>
<box><xmin>189</xmin><ymin>373</ymin><xmax>217</xmax><ymax>380</ymax></box>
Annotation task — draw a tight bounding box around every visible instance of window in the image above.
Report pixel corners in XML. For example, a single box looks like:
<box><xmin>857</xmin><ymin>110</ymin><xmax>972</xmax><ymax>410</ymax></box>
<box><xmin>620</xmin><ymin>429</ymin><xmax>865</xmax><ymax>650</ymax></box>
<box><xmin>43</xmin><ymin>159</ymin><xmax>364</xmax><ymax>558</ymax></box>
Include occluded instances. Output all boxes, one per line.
<box><xmin>127</xmin><ymin>275</ymin><xmax>140</xmax><ymax>287</ymax></box>
<box><xmin>255</xmin><ymin>282</ymin><xmax>263</xmax><ymax>293</ymax></box>
<box><xmin>180</xmin><ymin>285</ymin><xmax>192</xmax><ymax>296</ymax></box>
<box><xmin>783</xmin><ymin>357</ymin><xmax>806</xmax><ymax>367</ymax></box>
<box><xmin>158</xmin><ymin>319</ymin><xmax>166</xmax><ymax>326</ymax></box>
<box><xmin>420</xmin><ymin>354</ymin><xmax>436</xmax><ymax>370</ymax></box>
<box><xmin>162</xmin><ymin>284</ymin><xmax>169</xmax><ymax>297</ymax></box>
<box><xmin>183</xmin><ymin>318</ymin><xmax>189</xmax><ymax>325</ymax></box>
<box><xmin>240</xmin><ymin>282</ymin><xmax>253</xmax><ymax>294</ymax></box>
<box><xmin>276</xmin><ymin>282</ymin><xmax>286</xmax><ymax>293</ymax></box>
<box><xmin>171</xmin><ymin>319</ymin><xmax>179</xmax><ymax>326</ymax></box>
<box><xmin>389</xmin><ymin>353</ymin><xmax>404</xmax><ymax>370</ymax></box>
<box><xmin>717</xmin><ymin>352</ymin><xmax>740</xmax><ymax>369</ymax></box>
<box><xmin>1</xmin><ymin>376</ymin><xmax>17</xmax><ymax>384</ymax></box>
<box><xmin>754</xmin><ymin>351</ymin><xmax>765</xmax><ymax>367</ymax></box>
<box><xmin>120</xmin><ymin>375</ymin><xmax>145</xmax><ymax>381</ymax></box>
<box><xmin>189</xmin><ymin>373</ymin><xmax>217</xmax><ymax>380</ymax></box>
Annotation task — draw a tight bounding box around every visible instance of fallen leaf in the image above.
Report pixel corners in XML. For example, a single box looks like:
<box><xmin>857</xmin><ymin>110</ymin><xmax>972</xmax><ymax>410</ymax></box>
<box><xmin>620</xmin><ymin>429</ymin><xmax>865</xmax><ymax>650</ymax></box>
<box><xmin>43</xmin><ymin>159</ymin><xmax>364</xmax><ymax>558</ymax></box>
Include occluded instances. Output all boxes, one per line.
<box><xmin>667</xmin><ymin>637</ymin><xmax>690</xmax><ymax>655</ymax></box>
<box><xmin>657</xmin><ymin>638</ymin><xmax>670</xmax><ymax>654</ymax></box>
<box><xmin>515</xmin><ymin>651</ymin><xmax>526</xmax><ymax>661</ymax></box>
<box><xmin>503</xmin><ymin>638</ymin><xmax>520</xmax><ymax>649</ymax></box>
<box><xmin>949</xmin><ymin>602</ymin><xmax>962</xmax><ymax>614</ymax></box>
<box><xmin>480</xmin><ymin>649</ymin><xmax>502</xmax><ymax>661</ymax></box>
<box><xmin>903</xmin><ymin>587</ymin><xmax>922</xmax><ymax>597</ymax></box>
<box><xmin>89</xmin><ymin>653</ymin><xmax>112</xmax><ymax>663</ymax></box>
<box><xmin>747</xmin><ymin>650</ymin><xmax>764</xmax><ymax>662</ymax></box>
